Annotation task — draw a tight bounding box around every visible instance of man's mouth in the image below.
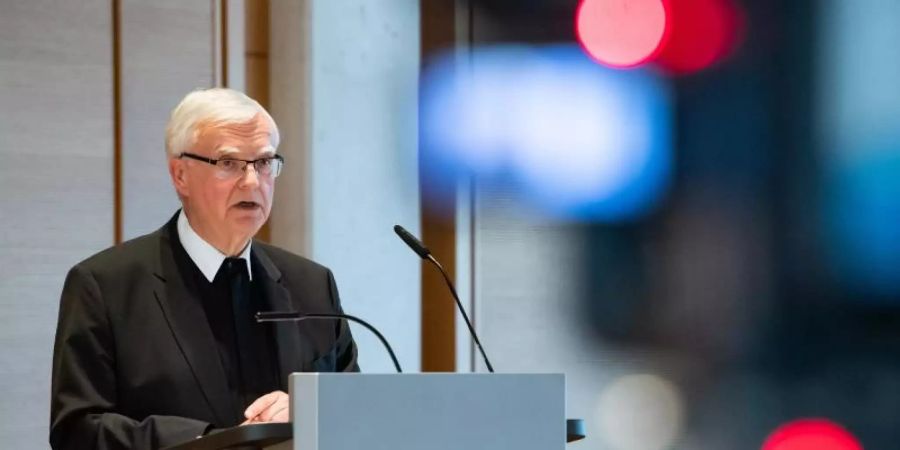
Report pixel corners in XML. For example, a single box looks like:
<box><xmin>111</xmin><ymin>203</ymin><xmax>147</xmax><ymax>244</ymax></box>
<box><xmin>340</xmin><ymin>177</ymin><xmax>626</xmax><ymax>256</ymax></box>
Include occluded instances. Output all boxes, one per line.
<box><xmin>234</xmin><ymin>201</ymin><xmax>261</xmax><ymax>210</ymax></box>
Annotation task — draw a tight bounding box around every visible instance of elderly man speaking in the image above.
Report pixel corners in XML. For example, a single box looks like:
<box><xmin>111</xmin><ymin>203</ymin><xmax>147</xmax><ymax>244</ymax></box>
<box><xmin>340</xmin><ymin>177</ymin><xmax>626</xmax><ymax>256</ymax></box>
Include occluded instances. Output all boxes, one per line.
<box><xmin>50</xmin><ymin>88</ymin><xmax>359</xmax><ymax>449</ymax></box>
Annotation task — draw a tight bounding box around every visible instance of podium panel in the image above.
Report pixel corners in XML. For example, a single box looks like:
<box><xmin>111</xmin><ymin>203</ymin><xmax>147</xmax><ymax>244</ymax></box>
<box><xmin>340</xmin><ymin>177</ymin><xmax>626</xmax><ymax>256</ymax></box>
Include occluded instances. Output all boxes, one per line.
<box><xmin>291</xmin><ymin>373</ymin><xmax>566</xmax><ymax>450</ymax></box>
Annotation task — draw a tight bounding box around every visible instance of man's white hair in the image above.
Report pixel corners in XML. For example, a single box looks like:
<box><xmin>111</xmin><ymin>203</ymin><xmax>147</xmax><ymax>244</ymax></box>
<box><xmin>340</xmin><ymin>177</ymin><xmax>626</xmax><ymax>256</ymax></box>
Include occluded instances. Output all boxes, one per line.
<box><xmin>165</xmin><ymin>87</ymin><xmax>280</xmax><ymax>157</ymax></box>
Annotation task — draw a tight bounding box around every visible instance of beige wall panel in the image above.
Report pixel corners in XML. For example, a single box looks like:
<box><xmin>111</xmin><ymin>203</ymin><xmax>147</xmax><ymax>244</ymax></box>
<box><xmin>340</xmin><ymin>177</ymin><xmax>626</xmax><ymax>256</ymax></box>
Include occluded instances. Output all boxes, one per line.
<box><xmin>226</xmin><ymin>0</ymin><xmax>246</xmax><ymax>92</ymax></box>
<box><xmin>0</xmin><ymin>1</ymin><xmax>114</xmax><ymax>447</ymax></box>
<box><xmin>120</xmin><ymin>0</ymin><xmax>216</xmax><ymax>238</ymax></box>
<box><xmin>268</xmin><ymin>0</ymin><xmax>310</xmax><ymax>254</ymax></box>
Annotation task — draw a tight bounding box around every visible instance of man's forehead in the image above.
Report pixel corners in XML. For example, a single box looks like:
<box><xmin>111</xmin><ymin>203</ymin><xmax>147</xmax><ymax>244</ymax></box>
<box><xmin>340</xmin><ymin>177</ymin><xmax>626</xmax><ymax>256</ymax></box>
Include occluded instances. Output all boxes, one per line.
<box><xmin>195</xmin><ymin>116</ymin><xmax>273</xmax><ymax>148</ymax></box>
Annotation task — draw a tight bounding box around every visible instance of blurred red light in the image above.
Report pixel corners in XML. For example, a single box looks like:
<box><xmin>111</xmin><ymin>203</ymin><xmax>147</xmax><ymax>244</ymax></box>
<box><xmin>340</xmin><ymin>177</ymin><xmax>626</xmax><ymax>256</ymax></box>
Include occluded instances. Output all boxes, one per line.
<box><xmin>762</xmin><ymin>419</ymin><xmax>863</xmax><ymax>450</ymax></box>
<box><xmin>655</xmin><ymin>0</ymin><xmax>744</xmax><ymax>74</ymax></box>
<box><xmin>575</xmin><ymin>0</ymin><xmax>669</xmax><ymax>68</ymax></box>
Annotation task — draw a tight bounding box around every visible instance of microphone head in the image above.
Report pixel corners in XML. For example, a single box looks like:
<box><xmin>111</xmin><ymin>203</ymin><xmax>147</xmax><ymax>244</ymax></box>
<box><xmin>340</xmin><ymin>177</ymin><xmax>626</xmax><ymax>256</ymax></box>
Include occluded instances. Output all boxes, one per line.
<box><xmin>393</xmin><ymin>225</ymin><xmax>431</xmax><ymax>259</ymax></box>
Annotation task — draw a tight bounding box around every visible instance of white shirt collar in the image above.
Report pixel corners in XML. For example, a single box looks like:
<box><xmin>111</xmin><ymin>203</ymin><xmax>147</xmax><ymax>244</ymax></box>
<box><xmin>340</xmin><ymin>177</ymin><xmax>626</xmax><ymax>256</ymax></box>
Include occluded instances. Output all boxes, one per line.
<box><xmin>177</xmin><ymin>209</ymin><xmax>252</xmax><ymax>282</ymax></box>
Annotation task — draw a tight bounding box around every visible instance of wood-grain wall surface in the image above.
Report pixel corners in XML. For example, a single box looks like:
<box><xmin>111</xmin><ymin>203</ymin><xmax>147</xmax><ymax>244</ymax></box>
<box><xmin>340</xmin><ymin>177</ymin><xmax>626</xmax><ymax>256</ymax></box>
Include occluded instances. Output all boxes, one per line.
<box><xmin>0</xmin><ymin>1</ymin><xmax>114</xmax><ymax>448</ymax></box>
<box><xmin>0</xmin><ymin>1</ymin><xmax>220</xmax><ymax>447</ymax></box>
<box><xmin>120</xmin><ymin>0</ymin><xmax>216</xmax><ymax>239</ymax></box>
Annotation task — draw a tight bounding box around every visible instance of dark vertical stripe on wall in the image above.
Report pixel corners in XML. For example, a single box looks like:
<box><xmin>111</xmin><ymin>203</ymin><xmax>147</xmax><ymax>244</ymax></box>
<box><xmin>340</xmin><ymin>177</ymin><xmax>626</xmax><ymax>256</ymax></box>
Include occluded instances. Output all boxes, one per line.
<box><xmin>211</xmin><ymin>0</ymin><xmax>229</xmax><ymax>87</ymax></box>
<box><xmin>112</xmin><ymin>0</ymin><xmax>123</xmax><ymax>244</ymax></box>
<box><xmin>420</xmin><ymin>0</ymin><xmax>460</xmax><ymax>372</ymax></box>
<box><xmin>220</xmin><ymin>0</ymin><xmax>229</xmax><ymax>87</ymax></box>
<box><xmin>246</xmin><ymin>0</ymin><xmax>271</xmax><ymax>242</ymax></box>
<box><xmin>468</xmin><ymin>177</ymin><xmax>478</xmax><ymax>371</ymax></box>
<box><xmin>466</xmin><ymin>0</ymin><xmax>477</xmax><ymax>374</ymax></box>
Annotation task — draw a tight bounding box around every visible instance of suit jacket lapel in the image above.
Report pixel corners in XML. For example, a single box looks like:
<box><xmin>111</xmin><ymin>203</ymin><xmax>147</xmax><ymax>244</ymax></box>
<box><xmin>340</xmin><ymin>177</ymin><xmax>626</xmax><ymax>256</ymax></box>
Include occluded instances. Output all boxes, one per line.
<box><xmin>152</xmin><ymin>218</ymin><xmax>238</xmax><ymax>426</ymax></box>
<box><xmin>252</xmin><ymin>245</ymin><xmax>309</xmax><ymax>386</ymax></box>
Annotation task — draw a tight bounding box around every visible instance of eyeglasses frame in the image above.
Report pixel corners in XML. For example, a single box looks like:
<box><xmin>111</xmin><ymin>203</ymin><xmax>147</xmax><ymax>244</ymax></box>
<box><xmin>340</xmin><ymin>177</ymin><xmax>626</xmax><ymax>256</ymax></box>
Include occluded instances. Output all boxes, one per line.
<box><xmin>178</xmin><ymin>152</ymin><xmax>285</xmax><ymax>178</ymax></box>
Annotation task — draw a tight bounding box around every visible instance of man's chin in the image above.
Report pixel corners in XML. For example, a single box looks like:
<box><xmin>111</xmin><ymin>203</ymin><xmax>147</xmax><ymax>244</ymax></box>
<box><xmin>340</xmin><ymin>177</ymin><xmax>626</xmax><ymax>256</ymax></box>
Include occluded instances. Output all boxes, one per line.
<box><xmin>229</xmin><ymin>213</ymin><xmax>267</xmax><ymax>235</ymax></box>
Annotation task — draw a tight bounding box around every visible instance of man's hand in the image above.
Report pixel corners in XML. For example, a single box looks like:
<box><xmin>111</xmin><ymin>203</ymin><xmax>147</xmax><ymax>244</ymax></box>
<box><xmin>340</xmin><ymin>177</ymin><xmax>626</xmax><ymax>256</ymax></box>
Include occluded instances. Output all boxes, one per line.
<box><xmin>242</xmin><ymin>391</ymin><xmax>290</xmax><ymax>425</ymax></box>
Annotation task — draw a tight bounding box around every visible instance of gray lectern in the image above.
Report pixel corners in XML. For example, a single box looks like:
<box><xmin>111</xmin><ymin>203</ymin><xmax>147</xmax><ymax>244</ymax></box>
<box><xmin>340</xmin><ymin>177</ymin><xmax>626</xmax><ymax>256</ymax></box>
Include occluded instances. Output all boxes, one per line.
<box><xmin>290</xmin><ymin>373</ymin><xmax>566</xmax><ymax>450</ymax></box>
<box><xmin>167</xmin><ymin>373</ymin><xmax>578</xmax><ymax>450</ymax></box>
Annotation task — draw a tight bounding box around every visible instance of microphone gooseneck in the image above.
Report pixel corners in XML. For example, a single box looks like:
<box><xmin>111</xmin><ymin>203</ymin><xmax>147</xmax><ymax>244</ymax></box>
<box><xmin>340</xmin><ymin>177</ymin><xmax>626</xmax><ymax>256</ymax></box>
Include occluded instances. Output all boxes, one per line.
<box><xmin>393</xmin><ymin>225</ymin><xmax>495</xmax><ymax>373</ymax></box>
<box><xmin>256</xmin><ymin>311</ymin><xmax>403</xmax><ymax>373</ymax></box>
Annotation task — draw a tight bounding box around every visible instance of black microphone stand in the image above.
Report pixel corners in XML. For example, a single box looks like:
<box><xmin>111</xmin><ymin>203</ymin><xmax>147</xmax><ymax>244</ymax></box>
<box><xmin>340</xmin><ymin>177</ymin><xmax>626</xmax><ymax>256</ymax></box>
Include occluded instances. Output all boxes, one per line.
<box><xmin>394</xmin><ymin>225</ymin><xmax>495</xmax><ymax>373</ymax></box>
<box><xmin>256</xmin><ymin>311</ymin><xmax>403</xmax><ymax>373</ymax></box>
<box><xmin>423</xmin><ymin>254</ymin><xmax>495</xmax><ymax>373</ymax></box>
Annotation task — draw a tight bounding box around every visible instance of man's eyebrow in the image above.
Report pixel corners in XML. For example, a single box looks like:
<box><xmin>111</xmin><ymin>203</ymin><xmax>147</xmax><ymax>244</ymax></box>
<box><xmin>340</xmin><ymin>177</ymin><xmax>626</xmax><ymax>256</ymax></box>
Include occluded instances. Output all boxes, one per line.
<box><xmin>213</xmin><ymin>146</ymin><xmax>275</xmax><ymax>158</ymax></box>
<box><xmin>214</xmin><ymin>146</ymin><xmax>241</xmax><ymax>157</ymax></box>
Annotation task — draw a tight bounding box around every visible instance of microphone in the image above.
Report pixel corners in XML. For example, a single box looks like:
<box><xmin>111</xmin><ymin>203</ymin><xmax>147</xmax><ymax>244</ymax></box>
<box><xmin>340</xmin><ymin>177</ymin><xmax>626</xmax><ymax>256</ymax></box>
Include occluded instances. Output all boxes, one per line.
<box><xmin>255</xmin><ymin>311</ymin><xmax>403</xmax><ymax>373</ymax></box>
<box><xmin>393</xmin><ymin>225</ymin><xmax>495</xmax><ymax>373</ymax></box>
<box><xmin>393</xmin><ymin>224</ymin><xmax>430</xmax><ymax>259</ymax></box>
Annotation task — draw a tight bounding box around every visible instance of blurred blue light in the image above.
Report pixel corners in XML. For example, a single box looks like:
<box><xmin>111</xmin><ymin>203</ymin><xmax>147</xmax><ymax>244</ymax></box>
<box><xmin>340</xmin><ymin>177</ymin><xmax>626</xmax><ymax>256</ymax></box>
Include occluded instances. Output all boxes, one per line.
<box><xmin>818</xmin><ymin>0</ymin><xmax>900</xmax><ymax>300</ymax></box>
<box><xmin>421</xmin><ymin>44</ymin><xmax>672</xmax><ymax>221</ymax></box>
<box><xmin>825</xmin><ymin>151</ymin><xmax>900</xmax><ymax>297</ymax></box>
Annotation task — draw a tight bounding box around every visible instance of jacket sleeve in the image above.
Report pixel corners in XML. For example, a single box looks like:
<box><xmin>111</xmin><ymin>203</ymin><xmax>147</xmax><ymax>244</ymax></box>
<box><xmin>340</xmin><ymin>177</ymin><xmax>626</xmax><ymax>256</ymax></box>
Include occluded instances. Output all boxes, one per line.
<box><xmin>50</xmin><ymin>265</ymin><xmax>211</xmax><ymax>450</ymax></box>
<box><xmin>326</xmin><ymin>269</ymin><xmax>360</xmax><ymax>372</ymax></box>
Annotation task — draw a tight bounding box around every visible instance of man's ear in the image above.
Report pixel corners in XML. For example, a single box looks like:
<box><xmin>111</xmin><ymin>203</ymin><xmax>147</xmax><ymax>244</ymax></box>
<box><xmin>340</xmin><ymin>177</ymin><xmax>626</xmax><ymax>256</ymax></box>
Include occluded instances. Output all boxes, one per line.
<box><xmin>169</xmin><ymin>157</ymin><xmax>189</xmax><ymax>198</ymax></box>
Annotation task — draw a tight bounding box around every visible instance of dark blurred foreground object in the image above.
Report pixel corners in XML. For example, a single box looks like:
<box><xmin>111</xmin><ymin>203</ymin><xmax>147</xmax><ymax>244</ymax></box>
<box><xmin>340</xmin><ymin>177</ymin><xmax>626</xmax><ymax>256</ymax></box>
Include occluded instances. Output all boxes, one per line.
<box><xmin>162</xmin><ymin>420</ymin><xmax>584</xmax><ymax>449</ymax></box>
<box><xmin>163</xmin><ymin>423</ymin><xmax>290</xmax><ymax>450</ymax></box>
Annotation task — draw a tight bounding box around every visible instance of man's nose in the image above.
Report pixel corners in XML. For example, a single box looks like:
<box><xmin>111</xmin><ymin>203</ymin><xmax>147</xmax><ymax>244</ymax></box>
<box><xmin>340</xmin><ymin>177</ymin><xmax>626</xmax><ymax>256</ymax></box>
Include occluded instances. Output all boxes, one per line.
<box><xmin>237</xmin><ymin>163</ymin><xmax>261</xmax><ymax>188</ymax></box>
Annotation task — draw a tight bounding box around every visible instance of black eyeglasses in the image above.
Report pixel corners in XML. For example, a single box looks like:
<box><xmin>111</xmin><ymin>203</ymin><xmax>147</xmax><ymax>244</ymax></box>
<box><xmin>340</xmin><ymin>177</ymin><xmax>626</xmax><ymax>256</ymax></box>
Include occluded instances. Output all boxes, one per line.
<box><xmin>179</xmin><ymin>152</ymin><xmax>285</xmax><ymax>180</ymax></box>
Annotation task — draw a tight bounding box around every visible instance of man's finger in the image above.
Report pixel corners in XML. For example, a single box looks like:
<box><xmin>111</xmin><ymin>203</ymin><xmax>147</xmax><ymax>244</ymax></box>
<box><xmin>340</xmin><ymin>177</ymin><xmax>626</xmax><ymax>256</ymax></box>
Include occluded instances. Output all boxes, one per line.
<box><xmin>259</xmin><ymin>405</ymin><xmax>289</xmax><ymax>423</ymax></box>
<box><xmin>258</xmin><ymin>393</ymin><xmax>289</xmax><ymax>422</ymax></box>
<box><xmin>270</xmin><ymin>406</ymin><xmax>290</xmax><ymax>423</ymax></box>
<box><xmin>244</xmin><ymin>391</ymin><xmax>281</xmax><ymax>419</ymax></box>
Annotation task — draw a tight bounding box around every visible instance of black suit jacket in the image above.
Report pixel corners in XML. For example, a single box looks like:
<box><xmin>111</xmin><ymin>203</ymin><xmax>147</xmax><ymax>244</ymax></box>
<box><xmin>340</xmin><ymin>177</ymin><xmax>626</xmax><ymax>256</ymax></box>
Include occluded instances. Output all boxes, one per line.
<box><xmin>50</xmin><ymin>214</ymin><xmax>359</xmax><ymax>449</ymax></box>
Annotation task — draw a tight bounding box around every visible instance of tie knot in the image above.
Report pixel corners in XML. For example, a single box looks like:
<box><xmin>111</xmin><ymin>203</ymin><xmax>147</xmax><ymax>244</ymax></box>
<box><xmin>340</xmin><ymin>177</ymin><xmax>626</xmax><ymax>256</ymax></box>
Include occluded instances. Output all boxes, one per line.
<box><xmin>224</xmin><ymin>257</ymin><xmax>248</xmax><ymax>279</ymax></box>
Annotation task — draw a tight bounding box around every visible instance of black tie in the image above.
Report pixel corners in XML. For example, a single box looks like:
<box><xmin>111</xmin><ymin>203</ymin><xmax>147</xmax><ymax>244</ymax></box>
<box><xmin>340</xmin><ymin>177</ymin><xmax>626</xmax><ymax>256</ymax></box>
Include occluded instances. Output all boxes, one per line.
<box><xmin>225</xmin><ymin>257</ymin><xmax>256</xmax><ymax>407</ymax></box>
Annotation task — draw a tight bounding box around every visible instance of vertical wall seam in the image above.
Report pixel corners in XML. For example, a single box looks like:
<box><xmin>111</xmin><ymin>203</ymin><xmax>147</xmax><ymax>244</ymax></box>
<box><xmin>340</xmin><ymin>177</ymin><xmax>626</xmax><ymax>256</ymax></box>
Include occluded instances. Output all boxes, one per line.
<box><xmin>112</xmin><ymin>0</ymin><xmax>122</xmax><ymax>245</ymax></box>
<box><xmin>466</xmin><ymin>0</ymin><xmax>477</xmax><ymax>373</ymax></box>
<box><xmin>211</xmin><ymin>0</ymin><xmax>218</xmax><ymax>86</ymax></box>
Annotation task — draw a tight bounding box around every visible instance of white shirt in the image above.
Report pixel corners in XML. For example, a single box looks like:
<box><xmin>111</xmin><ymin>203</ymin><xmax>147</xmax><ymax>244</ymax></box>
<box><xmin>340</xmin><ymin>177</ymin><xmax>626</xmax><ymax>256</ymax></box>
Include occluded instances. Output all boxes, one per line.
<box><xmin>177</xmin><ymin>210</ymin><xmax>253</xmax><ymax>282</ymax></box>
